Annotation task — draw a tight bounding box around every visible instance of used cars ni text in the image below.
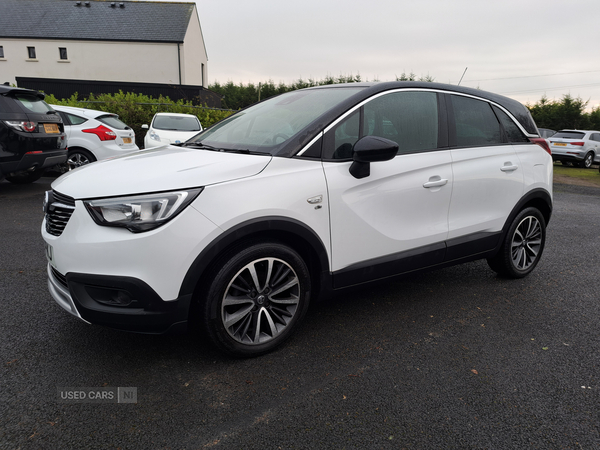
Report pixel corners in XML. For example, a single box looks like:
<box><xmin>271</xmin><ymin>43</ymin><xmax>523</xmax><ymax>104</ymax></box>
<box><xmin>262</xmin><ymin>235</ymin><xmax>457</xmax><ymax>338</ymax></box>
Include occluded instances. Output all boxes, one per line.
<box><xmin>42</xmin><ymin>82</ymin><xmax>553</xmax><ymax>357</ymax></box>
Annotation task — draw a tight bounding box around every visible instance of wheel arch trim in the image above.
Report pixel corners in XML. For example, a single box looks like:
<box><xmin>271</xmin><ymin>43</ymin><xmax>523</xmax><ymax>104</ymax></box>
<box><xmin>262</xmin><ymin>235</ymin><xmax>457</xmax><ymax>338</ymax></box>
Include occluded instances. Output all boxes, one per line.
<box><xmin>494</xmin><ymin>188</ymin><xmax>552</xmax><ymax>254</ymax></box>
<box><xmin>179</xmin><ymin>216</ymin><xmax>331</xmax><ymax>299</ymax></box>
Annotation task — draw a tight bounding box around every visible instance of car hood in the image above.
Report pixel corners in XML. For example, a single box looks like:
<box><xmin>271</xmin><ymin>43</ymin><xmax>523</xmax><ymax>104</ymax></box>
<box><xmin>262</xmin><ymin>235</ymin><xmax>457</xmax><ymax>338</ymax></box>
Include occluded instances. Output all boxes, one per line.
<box><xmin>52</xmin><ymin>146</ymin><xmax>272</xmax><ymax>199</ymax></box>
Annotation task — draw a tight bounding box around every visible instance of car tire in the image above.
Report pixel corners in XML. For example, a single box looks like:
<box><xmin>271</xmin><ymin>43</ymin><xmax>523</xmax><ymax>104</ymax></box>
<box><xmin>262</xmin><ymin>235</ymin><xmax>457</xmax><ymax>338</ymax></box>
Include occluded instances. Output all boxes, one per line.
<box><xmin>581</xmin><ymin>152</ymin><xmax>594</xmax><ymax>169</ymax></box>
<box><xmin>67</xmin><ymin>149</ymin><xmax>96</xmax><ymax>170</ymax></box>
<box><xmin>5</xmin><ymin>168</ymin><xmax>44</xmax><ymax>184</ymax></box>
<box><xmin>487</xmin><ymin>207</ymin><xmax>546</xmax><ymax>278</ymax></box>
<box><xmin>201</xmin><ymin>241</ymin><xmax>311</xmax><ymax>357</ymax></box>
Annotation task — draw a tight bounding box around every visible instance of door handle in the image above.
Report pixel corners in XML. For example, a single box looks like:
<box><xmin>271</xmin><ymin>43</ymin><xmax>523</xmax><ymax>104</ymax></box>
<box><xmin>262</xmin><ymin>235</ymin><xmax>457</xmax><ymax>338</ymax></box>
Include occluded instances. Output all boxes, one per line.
<box><xmin>501</xmin><ymin>163</ymin><xmax>518</xmax><ymax>172</ymax></box>
<box><xmin>423</xmin><ymin>178</ymin><xmax>448</xmax><ymax>188</ymax></box>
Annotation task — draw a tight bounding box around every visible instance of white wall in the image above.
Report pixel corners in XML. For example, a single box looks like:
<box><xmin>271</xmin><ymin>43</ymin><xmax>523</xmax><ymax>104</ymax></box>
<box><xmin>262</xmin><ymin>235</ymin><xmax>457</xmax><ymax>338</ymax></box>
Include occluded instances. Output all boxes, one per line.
<box><xmin>0</xmin><ymin>38</ymin><xmax>181</xmax><ymax>85</ymax></box>
<box><xmin>180</xmin><ymin>7</ymin><xmax>208</xmax><ymax>87</ymax></box>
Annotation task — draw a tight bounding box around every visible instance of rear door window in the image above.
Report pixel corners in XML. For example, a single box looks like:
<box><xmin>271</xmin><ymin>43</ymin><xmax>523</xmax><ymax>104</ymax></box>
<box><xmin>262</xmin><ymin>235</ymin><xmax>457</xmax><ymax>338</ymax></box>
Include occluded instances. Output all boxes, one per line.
<box><xmin>450</xmin><ymin>95</ymin><xmax>503</xmax><ymax>147</ymax></box>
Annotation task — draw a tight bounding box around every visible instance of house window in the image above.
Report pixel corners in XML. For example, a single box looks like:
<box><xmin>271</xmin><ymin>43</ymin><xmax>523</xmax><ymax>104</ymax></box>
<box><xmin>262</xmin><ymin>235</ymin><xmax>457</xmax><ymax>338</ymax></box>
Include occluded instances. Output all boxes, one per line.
<box><xmin>59</xmin><ymin>47</ymin><xmax>68</xmax><ymax>60</ymax></box>
<box><xmin>27</xmin><ymin>47</ymin><xmax>36</xmax><ymax>59</ymax></box>
<box><xmin>0</xmin><ymin>46</ymin><xmax>4</xmax><ymax>58</ymax></box>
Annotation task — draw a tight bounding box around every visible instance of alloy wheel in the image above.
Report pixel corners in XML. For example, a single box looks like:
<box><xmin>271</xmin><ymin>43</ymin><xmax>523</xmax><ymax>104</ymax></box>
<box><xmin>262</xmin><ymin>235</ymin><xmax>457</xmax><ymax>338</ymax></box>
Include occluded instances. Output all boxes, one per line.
<box><xmin>67</xmin><ymin>152</ymin><xmax>91</xmax><ymax>169</ymax></box>
<box><xmin>221</xmin><ymin>257</ymin><xmax>300</xmax><ymax>345</ymax></box>
<box><xmin>510</xmin><ymin>215</ymin><xmax>542</xmax><ymax>271</ymax></box>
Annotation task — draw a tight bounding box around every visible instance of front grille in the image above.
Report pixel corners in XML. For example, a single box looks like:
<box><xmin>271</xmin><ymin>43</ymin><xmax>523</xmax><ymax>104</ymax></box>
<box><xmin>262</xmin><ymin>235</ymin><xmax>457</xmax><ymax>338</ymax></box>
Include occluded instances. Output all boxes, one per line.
<box><xmin>45</xmin><ymin>190</ymin><xmax>76</xmax><ymax>236</ymax></box>
<box><xmin>51</xmin><ymin>266</ymin><xmax>69</xmax><ymax>289</ymax></box>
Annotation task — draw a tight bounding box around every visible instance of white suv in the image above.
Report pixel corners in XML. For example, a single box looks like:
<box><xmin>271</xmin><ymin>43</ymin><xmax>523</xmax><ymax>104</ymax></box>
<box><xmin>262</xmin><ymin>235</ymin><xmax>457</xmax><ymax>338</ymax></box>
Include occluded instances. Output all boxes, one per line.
<box><xmin>549</xmin><ymin>129</ymin><xmax>600</xmax><ymax>168</ymax></box>
<box><xmin>42</xmin><ymin>82</ymin><xmax>553</xmax><ymax>357</ymax></box>
<box><xmin>51</xmin><ymin>105</ymin><xmax>139</xmax><ymax>169</ymax></box>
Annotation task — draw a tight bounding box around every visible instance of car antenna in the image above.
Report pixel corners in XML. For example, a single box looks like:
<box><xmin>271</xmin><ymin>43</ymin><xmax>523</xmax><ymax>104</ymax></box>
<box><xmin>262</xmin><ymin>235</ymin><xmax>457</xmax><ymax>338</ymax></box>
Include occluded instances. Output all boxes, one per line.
<box><xmin>458</xmin><ymin>67</ymin><xmax>468</xmax><ymax>86</ymax></box>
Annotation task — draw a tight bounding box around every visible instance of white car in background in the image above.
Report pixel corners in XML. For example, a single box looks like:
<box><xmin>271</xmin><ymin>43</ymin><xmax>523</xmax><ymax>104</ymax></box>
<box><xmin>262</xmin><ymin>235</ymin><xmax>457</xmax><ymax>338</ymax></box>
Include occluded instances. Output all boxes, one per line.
<box><xmin>142</xmin><ymin>113</ymin><xmax>202</xmax><ymax>149</ymax></box>
<box><xmin>51</xmin><ymin>105</ymin><xmax>139</xmax><ymax>169</ymax></box>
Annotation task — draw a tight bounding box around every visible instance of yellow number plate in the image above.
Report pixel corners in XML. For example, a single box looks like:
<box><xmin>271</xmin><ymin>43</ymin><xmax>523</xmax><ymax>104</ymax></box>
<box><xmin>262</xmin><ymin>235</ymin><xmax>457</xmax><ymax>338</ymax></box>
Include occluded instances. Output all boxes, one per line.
<box><xmin>553</xmin><ymin>143</ymin><xmax>566</xmax><ymax>146</ymax></box>
<box><xmin>123</xmin><ymin>137</ymin><xmax>132</xmax><ymax>144</ymax></box>
<box><xmin>43</xmin><ymin>123</ymin><xmax>60</xmax><ymax>134</ymax></box>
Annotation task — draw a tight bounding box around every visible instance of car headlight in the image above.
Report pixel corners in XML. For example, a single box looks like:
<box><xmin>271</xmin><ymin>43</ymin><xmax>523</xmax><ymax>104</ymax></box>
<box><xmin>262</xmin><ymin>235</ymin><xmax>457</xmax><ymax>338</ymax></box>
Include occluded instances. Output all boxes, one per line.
<box><xmin>84</xmin><ymin>188</ymin><xmax>203</xmax><ymax>233</ymax></box>
<box><xmin>149</xmin><ymin>130</ymin><xmax>161</xmax><ymax>142</ymax></box>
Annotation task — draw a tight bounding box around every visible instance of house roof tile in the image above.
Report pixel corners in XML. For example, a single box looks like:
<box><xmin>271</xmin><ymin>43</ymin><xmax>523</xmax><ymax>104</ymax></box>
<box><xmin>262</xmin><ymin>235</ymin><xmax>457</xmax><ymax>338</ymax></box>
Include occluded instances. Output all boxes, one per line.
<box><xmin>0</xmin><ymin>0</ymin><xmax>195</xmax><ymax>43</ymax></box>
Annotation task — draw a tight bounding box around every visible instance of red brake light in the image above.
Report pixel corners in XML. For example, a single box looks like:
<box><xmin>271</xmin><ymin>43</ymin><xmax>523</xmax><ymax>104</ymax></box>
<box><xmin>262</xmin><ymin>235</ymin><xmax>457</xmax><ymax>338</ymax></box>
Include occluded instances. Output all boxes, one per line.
<box><xmin>22</xmin><ymin>121</ymin><xmax>36</xmax><ymax>132</ymax></box>
<box><xmin>82</xmin><ymin>124</ymin><xmax>117</xmax><ymax>141</ymax></box>
<box><xmin>530</xmin><ymin>137</ymin><xmax>551</xmax><ymax>155</ymax></box>
<box><xmin>570</xmin><ymin>142</ymin><xmax>585</xmax><ymax>146</ymax></box>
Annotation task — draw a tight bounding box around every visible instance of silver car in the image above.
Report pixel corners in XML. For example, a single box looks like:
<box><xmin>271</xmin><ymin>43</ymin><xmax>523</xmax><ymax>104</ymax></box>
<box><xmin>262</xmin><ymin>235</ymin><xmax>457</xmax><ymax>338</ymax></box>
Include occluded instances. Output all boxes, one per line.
<box><xmin>549</xmin><ymin>129</ymin><xmax>600</xmax><ymax>168</ymax></box>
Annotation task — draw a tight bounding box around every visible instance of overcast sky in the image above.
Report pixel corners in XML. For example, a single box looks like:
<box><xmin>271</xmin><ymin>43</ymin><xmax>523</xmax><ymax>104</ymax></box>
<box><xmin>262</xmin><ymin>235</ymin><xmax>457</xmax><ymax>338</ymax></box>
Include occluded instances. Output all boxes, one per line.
<box><xmin>161</xmin><ymin>0</ymin><xmax>599</xmax><ymax>110</ymax></box>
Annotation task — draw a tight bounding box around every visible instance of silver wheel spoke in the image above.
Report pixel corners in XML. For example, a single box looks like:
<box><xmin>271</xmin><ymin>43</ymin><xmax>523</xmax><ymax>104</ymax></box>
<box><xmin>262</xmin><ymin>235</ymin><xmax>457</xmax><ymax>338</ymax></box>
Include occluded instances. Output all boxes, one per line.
<box><xmin>270</xmin><ymin>278</ymin><xmax>299</xmax><ymax>298</ymax></box>
<box><xmin>221</xmin><ymin>256</ymin><xmax>300</xmax><ymax>346</ymax></box>
<box><xmin>511</xmin><ymin>216</ymin><xmax>542</xmax><ymax>271</ymax></box>
<box><xmin>223</xmin><ymin>304</ymin><xmax>253</xmax><ymax>328</ymax></box>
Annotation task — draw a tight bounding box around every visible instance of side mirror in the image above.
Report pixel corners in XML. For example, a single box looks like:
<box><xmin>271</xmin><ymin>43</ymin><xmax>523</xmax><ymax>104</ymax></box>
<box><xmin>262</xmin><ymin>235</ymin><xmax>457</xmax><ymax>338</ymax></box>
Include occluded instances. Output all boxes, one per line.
<box><xmin>349</xmin><ymin>136</ymin><xmax>398</xmax><ymax>179</ymax></box>
<box><xmin>141</xmin><ymin>124</ymin><xmax>149</xmax><ymax>129</ymax></box>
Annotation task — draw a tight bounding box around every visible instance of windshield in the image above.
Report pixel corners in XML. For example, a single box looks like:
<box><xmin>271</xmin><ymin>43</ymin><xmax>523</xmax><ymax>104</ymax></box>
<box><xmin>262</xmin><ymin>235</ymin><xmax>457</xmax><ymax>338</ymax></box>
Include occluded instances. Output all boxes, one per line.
<box><xmin>188</xmin><ymin>87</ymin><xmax>364</xmax><ymax>155</ymax></box>
<box><xmin>552</xmin><ymin>131</ymin><xmax>586</xmax><ymax>139</ymax></box>
<box><xmin>153</xmin><ymin>115</ymin><xmax>201</xmax><ymax>132</ymax></box>
<box><xmin>14</xmin><ymin>94</ymin><xmax>53</xmax><ymax>114</ymax></box>
<box><xmin>97</xmin><ymin>114</ymin><xmax>130</xmax><ymax>130</ymax></box>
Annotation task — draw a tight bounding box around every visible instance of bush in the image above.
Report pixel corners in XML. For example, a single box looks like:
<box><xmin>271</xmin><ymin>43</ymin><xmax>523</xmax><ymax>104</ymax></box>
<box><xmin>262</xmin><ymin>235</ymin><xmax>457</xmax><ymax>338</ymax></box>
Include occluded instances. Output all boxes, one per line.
<box><xmin>45</xmin><ymin>91</ymin><xmax>234</xmax><ymax>148</ymax></box>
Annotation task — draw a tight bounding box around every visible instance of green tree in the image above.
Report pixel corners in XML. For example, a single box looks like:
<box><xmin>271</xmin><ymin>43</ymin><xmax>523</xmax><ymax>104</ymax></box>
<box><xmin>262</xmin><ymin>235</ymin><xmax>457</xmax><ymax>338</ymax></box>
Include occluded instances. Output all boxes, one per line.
<box><xmin>528</xmin><ymin>94</ymin><xmax>590</xmax><ymax>130</ymax></box>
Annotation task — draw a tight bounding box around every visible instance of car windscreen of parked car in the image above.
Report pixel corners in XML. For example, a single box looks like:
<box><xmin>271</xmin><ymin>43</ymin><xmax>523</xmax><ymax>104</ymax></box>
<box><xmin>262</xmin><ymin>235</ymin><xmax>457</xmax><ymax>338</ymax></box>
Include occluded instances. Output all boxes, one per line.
<box><xmin>14</xmin><ymin>93</ymin><xmax>55</xmax><ymax>114</ymax></box>
<box><xmin>552</xmin><ymin>131</ymin><xmax>585</xmax><ymax>139</ymax></box>
<box><xmin>153</xmin><ymin>115</ymin><xmax>201</xmax><ymax>132</ymax></box>
<box><xmin>188</xmin><ymin>87</ymin><xmax>364</xmax><ymax>154</ymax></box>
<box><xmin>96</xmin><ymin>114</ymin><xmax>131</xmax><ymax>130</ymax></box>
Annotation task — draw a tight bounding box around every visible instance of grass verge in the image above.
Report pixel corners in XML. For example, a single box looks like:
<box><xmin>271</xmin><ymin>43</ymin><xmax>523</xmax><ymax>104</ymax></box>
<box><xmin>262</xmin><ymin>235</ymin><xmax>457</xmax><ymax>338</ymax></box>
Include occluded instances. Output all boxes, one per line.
<box><xmin>553</xmin><ymin>163</ymin><xmax>600</xmax><ymax>187</ymax></box>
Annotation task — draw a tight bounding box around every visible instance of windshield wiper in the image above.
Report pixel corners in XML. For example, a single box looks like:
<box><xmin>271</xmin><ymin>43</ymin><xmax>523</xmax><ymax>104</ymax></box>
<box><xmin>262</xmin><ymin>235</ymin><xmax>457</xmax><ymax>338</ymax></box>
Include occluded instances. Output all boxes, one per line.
<box><xmin>179</xmin><ymin>142</ymin><xmax>260</xmax><ymax>155</ymax></box>
<box><xmin>177</xmin><ymin>142</ymin><xmax>220</xmax><ymax>150</ymax></box>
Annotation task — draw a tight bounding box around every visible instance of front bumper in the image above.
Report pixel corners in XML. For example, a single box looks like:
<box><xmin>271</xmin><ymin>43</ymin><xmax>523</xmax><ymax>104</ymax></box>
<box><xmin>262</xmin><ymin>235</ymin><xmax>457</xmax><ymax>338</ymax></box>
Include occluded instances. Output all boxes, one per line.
<box><xmin>47</xmin><ymin>263</ymin><xmax>191</xmax><ymax>334</ymax></box>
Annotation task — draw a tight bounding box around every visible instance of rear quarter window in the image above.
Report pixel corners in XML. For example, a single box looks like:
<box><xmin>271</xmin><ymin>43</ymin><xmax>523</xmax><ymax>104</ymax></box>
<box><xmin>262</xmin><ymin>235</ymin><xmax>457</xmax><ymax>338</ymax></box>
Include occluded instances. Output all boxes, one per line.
<box><xmin>492</xmin><ymin>106</ymin><xmax>529</xmax><ymax>143</ymax></box>
<box><xmin>66</xmin><ymin>112</ymin><xmax>87</xmax><ymax>125</ymax></box>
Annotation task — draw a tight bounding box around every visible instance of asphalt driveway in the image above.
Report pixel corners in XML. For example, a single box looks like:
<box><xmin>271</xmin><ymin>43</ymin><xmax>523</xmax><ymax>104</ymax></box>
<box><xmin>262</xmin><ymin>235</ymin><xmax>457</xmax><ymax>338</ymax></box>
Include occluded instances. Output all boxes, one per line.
<box><xmin>1</xmin><ymin>177</ymin><xmax>599</xmax><ymax>449</ymax></box>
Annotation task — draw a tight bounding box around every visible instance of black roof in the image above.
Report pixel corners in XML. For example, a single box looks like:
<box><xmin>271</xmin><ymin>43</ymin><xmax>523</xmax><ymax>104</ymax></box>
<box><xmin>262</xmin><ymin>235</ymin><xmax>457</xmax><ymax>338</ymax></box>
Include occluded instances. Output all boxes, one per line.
<box><xmin>0</xmin><ymin>0</ymin><xmax>195</xmax><ymax>43</ymax></box>
<box><xmin>0</xmin><ymin>84</ymin><xmax>45</xmax><ymax>99</ymax></box>
<box><xmin>310</xmin><ymin>81</ymin><xmax>538</xmax><ymax>135</ymax></box>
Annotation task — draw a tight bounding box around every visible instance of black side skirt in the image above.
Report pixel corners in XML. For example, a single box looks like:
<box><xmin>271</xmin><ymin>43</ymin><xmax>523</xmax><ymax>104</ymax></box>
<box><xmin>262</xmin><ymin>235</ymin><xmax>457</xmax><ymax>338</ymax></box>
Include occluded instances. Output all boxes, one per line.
<box><xmin>332</xmin><ymin>231</ymin><xmax>501</xmax><ymax>289</ymax></box>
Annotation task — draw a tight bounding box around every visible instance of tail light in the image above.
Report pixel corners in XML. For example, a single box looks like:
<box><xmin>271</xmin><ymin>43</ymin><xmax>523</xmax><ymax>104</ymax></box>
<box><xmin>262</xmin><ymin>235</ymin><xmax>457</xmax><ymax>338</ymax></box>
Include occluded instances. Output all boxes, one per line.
<box><xmin>4</xmin><ymin>120</ymin><xmax>37</xmax><ymax>132</ymax></box>
<box><xmin>82</xmin><ymin>125</ymin><xmax>117</xmax><ymax>141</ymax></box>
<box><xmin>570</xmin><ymin>142</ymin><xmax>585</xmax><ymax>146</ymax></box>
<box><xmin>529</xmin><ymin>137</ymin><xmax>551</xmax><ymax>155</ymax></box>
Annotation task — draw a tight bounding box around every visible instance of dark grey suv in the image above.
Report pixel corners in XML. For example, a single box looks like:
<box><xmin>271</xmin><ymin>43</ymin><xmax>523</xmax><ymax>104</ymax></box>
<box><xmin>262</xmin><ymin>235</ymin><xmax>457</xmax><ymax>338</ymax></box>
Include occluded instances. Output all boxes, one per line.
<box><xmin>0</xmin><ymin>85</ymin><xmax>67</xmax><ymax>183</ymax></box>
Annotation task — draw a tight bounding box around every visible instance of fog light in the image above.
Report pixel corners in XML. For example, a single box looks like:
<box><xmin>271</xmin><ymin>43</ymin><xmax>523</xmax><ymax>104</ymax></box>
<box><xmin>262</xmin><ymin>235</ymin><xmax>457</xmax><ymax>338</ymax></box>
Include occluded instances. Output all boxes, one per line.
<box><xmin>86</xmin><ymin>286</ymin><xmax>135</xmax><ymax>307</ymax></box>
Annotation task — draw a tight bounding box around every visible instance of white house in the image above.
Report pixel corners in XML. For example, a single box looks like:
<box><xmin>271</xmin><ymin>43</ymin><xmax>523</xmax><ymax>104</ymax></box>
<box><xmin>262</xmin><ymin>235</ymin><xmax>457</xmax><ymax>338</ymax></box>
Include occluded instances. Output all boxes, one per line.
<box><xmin>0</xmin><ymin>0</ymin><xmax>208</xmax><ymax>87</ymax></box>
